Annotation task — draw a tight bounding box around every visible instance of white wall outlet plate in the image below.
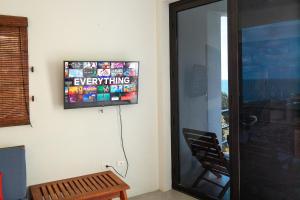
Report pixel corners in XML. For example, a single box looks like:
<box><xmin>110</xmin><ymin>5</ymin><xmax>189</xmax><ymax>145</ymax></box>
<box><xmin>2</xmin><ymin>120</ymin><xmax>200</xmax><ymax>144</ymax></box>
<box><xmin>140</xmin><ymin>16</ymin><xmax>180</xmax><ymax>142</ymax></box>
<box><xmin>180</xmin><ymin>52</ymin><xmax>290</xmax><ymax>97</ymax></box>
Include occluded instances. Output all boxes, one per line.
<box><xmin>116</xmin><ymin>160</ymin><xmax>126</xmax><ymax>167</ymax></box>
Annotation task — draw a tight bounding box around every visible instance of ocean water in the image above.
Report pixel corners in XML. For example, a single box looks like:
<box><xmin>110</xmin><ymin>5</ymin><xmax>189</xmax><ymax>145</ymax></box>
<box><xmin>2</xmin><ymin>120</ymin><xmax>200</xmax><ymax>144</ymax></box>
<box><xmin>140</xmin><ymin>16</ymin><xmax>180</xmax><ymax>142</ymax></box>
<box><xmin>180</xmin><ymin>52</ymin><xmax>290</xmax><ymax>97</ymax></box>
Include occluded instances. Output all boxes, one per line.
<box><xmin>241</xmin><ymin>20</ymin><xmax>300</xmax><ymax>102</ymax></box>
<box><xmin>222</xmin><ymin>80</ymin><xmax>229</xmax><ymax>94</ymax></box>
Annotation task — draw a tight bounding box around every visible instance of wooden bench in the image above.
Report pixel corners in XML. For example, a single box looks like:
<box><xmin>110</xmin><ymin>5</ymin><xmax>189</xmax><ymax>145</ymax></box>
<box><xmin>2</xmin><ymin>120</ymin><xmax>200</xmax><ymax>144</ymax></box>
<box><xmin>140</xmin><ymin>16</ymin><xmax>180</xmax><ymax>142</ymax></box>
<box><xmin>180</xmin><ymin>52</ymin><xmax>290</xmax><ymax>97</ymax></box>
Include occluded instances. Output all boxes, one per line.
<box><xmin>30</xmin><ymin>171</ymin><xmax>129</xmax><ymax>200</ymax></box>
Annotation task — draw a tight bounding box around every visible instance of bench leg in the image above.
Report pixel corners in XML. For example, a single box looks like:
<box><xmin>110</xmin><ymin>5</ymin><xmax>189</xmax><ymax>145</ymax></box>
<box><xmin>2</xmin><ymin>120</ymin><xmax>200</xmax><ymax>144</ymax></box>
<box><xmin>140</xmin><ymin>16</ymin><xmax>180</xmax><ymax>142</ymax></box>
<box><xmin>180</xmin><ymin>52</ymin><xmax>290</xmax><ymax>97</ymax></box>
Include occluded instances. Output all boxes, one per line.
<box><xmin>120</xmin><ymin>190</ymin><xmax>128</xmax><ymax>200</ymax></box>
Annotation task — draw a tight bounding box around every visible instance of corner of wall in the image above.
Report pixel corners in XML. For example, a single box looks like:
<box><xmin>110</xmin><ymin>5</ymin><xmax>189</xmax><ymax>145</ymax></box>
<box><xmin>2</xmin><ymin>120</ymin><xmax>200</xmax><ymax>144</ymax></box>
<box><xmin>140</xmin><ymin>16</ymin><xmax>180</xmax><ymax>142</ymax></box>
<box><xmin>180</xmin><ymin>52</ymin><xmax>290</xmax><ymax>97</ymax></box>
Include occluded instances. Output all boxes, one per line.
<box><xmin>156</xmin><ymin>0</ymin><xmax>178</xmax><ymax>192</ymax></box>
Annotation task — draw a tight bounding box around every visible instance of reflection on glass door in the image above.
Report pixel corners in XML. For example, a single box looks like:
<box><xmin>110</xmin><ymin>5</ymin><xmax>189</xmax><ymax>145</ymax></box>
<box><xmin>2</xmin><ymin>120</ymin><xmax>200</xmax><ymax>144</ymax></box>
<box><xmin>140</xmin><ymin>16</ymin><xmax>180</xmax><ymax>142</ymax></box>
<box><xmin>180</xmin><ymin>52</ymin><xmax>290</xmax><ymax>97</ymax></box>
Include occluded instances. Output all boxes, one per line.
<box><xmin>239</xmin><ymin>0</ymin><xmax>300</xmax><ymax>199</ymax></box>
<box><xmin>171</xmin><ymin>0</ymin><xmax>229</xmax><ymax>199</ymax></box>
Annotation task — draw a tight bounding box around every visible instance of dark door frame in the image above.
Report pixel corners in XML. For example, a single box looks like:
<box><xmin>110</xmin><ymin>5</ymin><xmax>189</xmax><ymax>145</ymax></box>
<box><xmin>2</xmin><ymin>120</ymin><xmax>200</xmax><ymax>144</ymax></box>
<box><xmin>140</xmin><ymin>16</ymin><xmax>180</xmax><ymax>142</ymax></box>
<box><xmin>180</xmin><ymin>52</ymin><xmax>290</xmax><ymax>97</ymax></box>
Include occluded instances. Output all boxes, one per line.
<box><xmin>169</xmin><ymin>0</ymin><xmax>240</xmax><ymax>199</ymax></box>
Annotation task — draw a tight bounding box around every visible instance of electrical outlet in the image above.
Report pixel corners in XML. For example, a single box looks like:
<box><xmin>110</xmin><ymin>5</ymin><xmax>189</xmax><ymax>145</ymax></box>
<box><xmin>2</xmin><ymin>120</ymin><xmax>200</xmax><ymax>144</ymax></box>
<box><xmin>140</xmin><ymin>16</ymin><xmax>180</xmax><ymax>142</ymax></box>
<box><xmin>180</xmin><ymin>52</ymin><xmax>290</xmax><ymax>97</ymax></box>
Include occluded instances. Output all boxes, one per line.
<box><xmin>102</xmin><ymin>161</ymin><xmax>110</xmax><ymax>170</ymax></box>
<box><xmin>116</xmin><ymin>160</ymin><xmax>126</xmax><ymax>167</ymax></box>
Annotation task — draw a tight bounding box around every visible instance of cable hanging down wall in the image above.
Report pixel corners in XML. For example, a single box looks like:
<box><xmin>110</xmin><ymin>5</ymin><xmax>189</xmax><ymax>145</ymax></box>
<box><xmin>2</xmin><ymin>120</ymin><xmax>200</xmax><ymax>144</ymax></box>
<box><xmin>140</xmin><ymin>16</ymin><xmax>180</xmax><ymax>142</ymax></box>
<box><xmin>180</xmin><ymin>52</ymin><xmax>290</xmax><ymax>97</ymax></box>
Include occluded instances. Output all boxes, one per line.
<box><xmin>106</xmin><ymin>105</ymin><xmax>129</xmax><ymax>178</ymax></box>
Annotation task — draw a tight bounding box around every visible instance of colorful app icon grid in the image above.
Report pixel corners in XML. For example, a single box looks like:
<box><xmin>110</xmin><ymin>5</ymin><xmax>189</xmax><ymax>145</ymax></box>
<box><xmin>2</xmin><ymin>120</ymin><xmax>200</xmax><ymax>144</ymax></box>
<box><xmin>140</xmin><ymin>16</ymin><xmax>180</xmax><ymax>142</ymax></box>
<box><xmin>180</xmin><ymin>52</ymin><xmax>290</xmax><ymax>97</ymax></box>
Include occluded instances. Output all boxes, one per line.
<box><xmin>64</xmin><ymin>61</ymin><xmax>139</xmax><ymax>106</ymax></box>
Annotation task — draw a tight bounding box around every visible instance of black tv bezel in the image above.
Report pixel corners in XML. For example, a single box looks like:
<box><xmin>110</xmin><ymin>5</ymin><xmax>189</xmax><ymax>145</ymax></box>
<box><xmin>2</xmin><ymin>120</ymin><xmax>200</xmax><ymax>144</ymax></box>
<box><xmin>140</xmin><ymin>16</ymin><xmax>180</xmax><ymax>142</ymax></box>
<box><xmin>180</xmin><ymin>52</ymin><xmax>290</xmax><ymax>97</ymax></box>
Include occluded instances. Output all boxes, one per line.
<box><xmin>63</xmin><ymin>60</ymin><xmax>140</xmax><ymax>109</ymax></box>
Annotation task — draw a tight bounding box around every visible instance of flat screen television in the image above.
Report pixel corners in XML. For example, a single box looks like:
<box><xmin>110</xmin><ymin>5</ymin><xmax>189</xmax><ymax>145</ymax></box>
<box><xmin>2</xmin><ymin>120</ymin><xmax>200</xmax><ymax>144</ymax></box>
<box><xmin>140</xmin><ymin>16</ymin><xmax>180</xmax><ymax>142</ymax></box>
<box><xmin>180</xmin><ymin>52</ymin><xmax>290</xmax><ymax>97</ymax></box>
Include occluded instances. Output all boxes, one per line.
<box><xmin>64</xmin><ymin>61</ymin><xmax>139</xmax><ymax>109</ymax></box>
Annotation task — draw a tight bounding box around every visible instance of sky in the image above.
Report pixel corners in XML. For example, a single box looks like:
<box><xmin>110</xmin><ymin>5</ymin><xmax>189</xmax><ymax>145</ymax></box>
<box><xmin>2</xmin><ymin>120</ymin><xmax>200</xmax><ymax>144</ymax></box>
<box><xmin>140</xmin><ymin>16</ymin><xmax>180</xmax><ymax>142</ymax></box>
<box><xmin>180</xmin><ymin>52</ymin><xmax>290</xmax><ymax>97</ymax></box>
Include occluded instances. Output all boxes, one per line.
<box><xmin>221</xmin><ymin>16</ymin><xmax>228</xmax><ymax>81</ymax></box>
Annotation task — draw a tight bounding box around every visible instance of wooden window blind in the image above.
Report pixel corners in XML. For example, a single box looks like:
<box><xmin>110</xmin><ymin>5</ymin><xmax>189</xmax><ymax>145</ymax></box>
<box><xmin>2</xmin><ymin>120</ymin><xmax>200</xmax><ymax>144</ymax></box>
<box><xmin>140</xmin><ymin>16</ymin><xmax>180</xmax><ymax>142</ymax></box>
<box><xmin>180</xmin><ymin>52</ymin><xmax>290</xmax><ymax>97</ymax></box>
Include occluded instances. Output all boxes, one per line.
<box><xmin>0</xmin><ymin>15</ymin><xmax>30</xmax><ymax>127</ymax></box>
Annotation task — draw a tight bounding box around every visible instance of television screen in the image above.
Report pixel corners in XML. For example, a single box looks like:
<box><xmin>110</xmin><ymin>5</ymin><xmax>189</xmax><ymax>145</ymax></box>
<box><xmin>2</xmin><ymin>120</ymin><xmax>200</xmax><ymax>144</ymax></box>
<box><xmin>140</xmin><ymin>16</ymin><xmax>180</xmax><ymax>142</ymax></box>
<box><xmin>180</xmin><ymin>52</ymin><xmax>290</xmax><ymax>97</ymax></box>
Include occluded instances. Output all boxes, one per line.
<box><xmin>64</xmin><ymin>61</ymin><xmax>139</xmax><ymax>109</ymax></box>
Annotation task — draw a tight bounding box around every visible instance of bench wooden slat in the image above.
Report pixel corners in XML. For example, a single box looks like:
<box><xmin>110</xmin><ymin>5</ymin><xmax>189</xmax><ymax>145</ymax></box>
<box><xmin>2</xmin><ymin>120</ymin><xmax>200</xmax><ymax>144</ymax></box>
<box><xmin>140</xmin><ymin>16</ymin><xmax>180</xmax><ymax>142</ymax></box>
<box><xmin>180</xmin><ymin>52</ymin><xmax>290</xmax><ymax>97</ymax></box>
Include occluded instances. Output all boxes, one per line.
<box><xmin>52</xmin><ymin>184</ymin><xmax>64</xmax><ymax>199</ymax></box>
<box><xmin>78</xmin><ymin>178</ymin><xmax>92</xmax><ymax>192</ymax></box>
<box><xmin>103</xmin><ymin>174</ymin><xmax>116</xmax><ymax>186</ymax></box>
<box><xmin>41</xmin><ymin>186</ymin><xmax>51</xmax><ymax>200</ymax></box>
<box><xmin>31</xmin><ymin>188</ymin><xmax>43</xmax><ymax>200</ymax></box>
<box><xmin>83</xmin><ymin>177</ymin><xmax>96</xmax><ymax>191</ymax></box>
<box><xmin>63</xmin><ymin>182</ymin><xmax>75</xmax><ymax>196</ymax></box>
<box><xmin>68</xmin><ymin>180</ymin><xmax>81</xmax><ymax>195</ymax></box>
<box><xmin>94</xmin><ymin>176</ymin><xmax>108</xmax><ymax>189</ymax></box>
<box><xmin>30</xmin><ymin>171</ymin><xmax>129</xmax><ymax>200</ymax></box>
<box><xmin>87</xmin><ymin>176</ymin><xmax>102</xmax><ymax>190</ymax></box>
<box><xmin>92</xmin><ymin>175</ymin><xmax>106</xmax><ymax>189</ymax></box>
<box><xmin>97</xmin><ymin>174</ymin><xmax>111</xmax><ymax>187</ymax></box>
<box><xmin>107</xmin><ymin>174</ymin><xmax>119</xmax><ymax>186</ymax></box>
<box><xmin>73</xmin><ymin>179</ymin><xmax>85</xmax><ymax>193</ymax></box>
<box><xmin>46</xmin><ymin>185</ymin><xmax>58</xmax><ymax>200</ymax></box>
<box><xmin>108</xmin><ymin>173</ymin><xmax>123</xmax><ymax>185</ymax></box>
<box><xmin>58</xmin><ymin>182</ymin><xmax>70</xmax><ymax>198</ymax></box>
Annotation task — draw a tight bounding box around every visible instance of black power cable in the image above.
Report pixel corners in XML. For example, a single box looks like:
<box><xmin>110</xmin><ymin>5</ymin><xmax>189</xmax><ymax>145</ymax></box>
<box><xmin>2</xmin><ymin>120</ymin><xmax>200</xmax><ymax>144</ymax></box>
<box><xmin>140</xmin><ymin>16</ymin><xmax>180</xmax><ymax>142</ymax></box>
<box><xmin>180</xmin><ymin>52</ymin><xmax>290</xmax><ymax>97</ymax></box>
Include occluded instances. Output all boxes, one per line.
<box><xmin>106</xmin><ymin>105</ymin><xmax>129</xmax><ymax>178</ymax></box>
<box><xmin>105</xmin><ymin>165</ymin><xmax>126</xmax><ymax>178</ymax></box>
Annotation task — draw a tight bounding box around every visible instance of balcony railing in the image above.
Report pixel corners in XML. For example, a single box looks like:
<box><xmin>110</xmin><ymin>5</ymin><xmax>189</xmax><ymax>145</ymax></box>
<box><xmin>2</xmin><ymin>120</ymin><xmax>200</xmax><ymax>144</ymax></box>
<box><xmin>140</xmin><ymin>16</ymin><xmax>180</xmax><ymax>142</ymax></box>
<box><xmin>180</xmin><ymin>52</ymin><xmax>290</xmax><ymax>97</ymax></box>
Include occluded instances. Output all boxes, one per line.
<box><xmin>221</xmin><ymin>109</ymin><xmax>229</xmax><ymax>152</ymax></box>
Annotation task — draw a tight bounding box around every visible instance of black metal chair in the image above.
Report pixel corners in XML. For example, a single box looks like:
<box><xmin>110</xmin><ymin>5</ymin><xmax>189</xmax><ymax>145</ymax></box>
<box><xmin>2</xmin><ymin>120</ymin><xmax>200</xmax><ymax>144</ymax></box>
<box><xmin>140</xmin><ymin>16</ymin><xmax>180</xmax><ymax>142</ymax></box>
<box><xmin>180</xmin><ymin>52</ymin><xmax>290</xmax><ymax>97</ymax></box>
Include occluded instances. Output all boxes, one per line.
<box><xmin>183</xmin><ymin>128</ymin><xmax>230</xmax><ymax>200</ymax></box>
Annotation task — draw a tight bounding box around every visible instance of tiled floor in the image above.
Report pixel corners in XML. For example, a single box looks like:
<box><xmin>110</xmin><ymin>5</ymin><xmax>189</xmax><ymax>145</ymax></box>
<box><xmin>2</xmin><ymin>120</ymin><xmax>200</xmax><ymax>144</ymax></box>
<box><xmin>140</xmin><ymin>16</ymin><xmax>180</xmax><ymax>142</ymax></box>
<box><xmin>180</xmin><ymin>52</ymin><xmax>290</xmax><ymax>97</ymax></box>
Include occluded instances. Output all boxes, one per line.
<box><xmin>130</xmin><ymin>190</ymin><xmax>197</xmax><ymax>200</ymax></box>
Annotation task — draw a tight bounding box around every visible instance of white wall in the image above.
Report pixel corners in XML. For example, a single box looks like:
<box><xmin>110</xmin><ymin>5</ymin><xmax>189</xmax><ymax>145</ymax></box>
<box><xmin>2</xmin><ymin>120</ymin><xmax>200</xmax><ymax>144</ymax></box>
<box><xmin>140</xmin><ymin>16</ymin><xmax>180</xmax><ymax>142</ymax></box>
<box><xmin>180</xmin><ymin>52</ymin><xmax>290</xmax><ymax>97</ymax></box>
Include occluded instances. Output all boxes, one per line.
<box><xmin>0</xmin><ymin>0</ymin><xmax>159</xmax><ymax>197</ymax></box>
<box><xmin>156</xmin><ymin>0</ymin><xmax>178</xmax><ymax>192</ymax></box>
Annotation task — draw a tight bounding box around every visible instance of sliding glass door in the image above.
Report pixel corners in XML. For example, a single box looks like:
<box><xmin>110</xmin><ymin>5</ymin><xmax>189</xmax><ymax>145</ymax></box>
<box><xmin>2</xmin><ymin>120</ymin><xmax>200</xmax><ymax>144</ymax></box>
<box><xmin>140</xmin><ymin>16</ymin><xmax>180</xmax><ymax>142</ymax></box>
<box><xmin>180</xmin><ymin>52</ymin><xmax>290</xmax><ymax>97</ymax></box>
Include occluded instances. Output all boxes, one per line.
<box><xmin>170</xmin><ymin>0</ymin><xmax>229</xmax><ymax>199</ymax></box>
<box><xmin>171</xmin><ymin>0</ymin><xmax>300</xmax><ymax>199</ymax></box>
<box><xmin>237</xmin><ymin>0</ymin><xmax>300</xmax><ymax>199</ymax></box>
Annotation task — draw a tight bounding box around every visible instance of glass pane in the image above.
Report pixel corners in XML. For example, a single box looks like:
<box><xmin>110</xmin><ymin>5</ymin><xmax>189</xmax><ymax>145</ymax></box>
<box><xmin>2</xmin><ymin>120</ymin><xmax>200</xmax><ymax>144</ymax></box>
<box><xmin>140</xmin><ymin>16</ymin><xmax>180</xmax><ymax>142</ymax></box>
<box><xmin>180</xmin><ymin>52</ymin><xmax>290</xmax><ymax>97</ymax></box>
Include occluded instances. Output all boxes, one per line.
<box><xmin>177</xmin><ymin>1</ymin><xmax>229</xmax><ymax>199</ymax></box>
<box><xmin>239</xmin><ymin>0</ymin><xmax>300</xmax><ymax>199</ymax></box>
